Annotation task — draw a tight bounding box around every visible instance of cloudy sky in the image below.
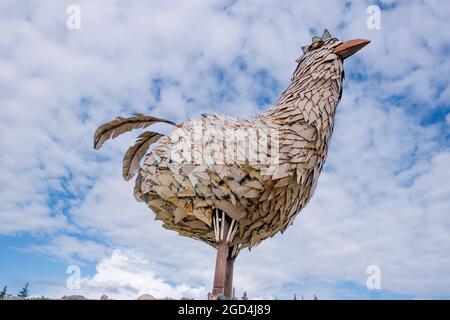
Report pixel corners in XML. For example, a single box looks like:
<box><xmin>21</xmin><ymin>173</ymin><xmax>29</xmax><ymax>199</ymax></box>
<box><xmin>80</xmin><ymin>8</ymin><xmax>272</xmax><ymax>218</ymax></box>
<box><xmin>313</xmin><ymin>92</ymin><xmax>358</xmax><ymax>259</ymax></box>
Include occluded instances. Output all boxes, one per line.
<box><xmin>1</xmin><ymin>0</ymin><xmax>449</xmax><ymax>299</ymax></box>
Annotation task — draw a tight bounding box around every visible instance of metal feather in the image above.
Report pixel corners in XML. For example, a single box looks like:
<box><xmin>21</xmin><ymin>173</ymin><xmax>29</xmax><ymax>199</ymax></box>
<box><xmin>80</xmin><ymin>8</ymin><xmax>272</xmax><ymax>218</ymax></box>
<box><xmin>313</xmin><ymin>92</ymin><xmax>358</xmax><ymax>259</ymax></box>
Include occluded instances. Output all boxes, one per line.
<box><xmin>321</xmin><ymin>28</ymin><xmax>332</xmax><ymax>40</ymax></box>
<box><xmin>93</xmin><ymin>114</ymin><xmax>175</xmax><ymax>150</ymax></box>
<box><xmin>122</xmin><ymin>131</ymin><xmax>163</xmax><ymax>181</ymax></box>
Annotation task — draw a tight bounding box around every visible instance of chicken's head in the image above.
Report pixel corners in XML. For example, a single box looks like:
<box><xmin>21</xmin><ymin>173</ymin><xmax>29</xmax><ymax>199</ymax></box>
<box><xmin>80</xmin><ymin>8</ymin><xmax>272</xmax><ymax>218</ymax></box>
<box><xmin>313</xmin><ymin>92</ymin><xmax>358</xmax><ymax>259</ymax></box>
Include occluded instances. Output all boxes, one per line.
<box><xmin>296</xmin><ymin>29</ymin><xmax>370</xmax><ymax>66</ymax></box>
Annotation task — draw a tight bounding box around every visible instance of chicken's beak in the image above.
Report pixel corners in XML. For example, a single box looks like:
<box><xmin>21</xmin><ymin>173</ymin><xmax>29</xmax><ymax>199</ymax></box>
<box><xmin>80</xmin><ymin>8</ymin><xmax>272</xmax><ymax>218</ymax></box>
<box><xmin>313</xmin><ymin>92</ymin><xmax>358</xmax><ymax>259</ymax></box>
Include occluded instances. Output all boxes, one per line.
<box><xmin>332</xmin><ymin>39</ymin><xmax>370</xmax><ymax>59</ymax></box>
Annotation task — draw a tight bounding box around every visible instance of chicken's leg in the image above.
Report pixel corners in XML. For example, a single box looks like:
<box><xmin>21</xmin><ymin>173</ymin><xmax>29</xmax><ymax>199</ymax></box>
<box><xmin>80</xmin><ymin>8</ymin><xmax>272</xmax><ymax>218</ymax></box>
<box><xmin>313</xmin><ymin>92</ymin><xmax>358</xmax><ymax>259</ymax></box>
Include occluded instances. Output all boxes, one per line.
<box><xmin>224</xmin><ymin>247</ymin><xmax>235</xmax><ymax>299</ymax></box>
<box><xmin>209</xmin><ymin>210</ymin><xmax>231</xmax><ymax>299</ymax></box>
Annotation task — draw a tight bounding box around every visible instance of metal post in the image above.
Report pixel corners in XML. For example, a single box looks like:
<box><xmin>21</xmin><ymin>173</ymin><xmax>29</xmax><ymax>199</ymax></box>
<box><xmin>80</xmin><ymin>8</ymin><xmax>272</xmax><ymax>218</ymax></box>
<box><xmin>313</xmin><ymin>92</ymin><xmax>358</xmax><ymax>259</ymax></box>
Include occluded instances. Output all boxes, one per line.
<box><xmin>224</xmin><ymin>248</ymin><xmax>235</xmax><ymax>299</ymax></box>
<box><xmin>210</xmin><ymin>212</ymin><xmax>230</xmax><ymax>299</ymax></box>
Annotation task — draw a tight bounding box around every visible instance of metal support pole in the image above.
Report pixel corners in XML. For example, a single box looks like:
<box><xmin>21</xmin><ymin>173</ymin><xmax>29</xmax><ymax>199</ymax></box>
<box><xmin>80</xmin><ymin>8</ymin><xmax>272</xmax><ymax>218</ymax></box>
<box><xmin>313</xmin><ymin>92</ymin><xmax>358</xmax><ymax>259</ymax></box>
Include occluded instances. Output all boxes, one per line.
<box><xmin>210</xmin><ymin>212</ymin><xmax>230</xmax><ymax>299</ymax></box>
<box><xmin>224</xmin><ymin>247</ymin><xmax>235</xmax><ymax>299</ymax></box>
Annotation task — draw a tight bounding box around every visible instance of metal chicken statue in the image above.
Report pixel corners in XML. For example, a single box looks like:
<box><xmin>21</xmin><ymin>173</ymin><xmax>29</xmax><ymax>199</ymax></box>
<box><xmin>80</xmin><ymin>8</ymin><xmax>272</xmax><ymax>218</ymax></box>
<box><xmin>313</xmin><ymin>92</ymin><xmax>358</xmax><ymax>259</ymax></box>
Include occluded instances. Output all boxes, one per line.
<box><xmin>93</xmin><ymin>29</ymin><xmax>370</xmax><ymax>299</ymax></box>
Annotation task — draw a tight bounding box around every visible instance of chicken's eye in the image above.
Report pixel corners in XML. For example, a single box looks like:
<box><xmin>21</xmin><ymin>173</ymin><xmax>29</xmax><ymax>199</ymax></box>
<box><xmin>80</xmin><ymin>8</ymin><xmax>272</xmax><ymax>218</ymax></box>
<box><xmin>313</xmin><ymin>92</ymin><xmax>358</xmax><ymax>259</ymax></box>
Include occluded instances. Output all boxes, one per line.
<box><xmin>309</xmin><ymin>41</ymin><xmax>323</xmax><ymax>50</ymax></box>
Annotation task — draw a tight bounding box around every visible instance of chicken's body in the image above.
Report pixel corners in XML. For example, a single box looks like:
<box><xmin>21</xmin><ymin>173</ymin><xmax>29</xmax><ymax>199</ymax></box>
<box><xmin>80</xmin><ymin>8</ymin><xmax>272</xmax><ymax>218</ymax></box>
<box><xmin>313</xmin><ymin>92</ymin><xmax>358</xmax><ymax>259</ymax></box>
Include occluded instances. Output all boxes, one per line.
<box><xmin>93</xmin><ymin>30</ymin><xmax>369</xmax><ymax>298</ymax></box>
<box><xmin>135</xmin><ymin>39</ymin><xmax>343</xmax><ymax>249</ymax></box>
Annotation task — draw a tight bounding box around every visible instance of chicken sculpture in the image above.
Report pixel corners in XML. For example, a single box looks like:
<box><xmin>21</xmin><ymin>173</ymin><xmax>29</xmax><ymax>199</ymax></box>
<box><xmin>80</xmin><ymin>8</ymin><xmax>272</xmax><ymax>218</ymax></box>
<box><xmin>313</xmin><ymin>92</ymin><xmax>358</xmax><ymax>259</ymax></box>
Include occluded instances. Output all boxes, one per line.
<box><xmin>93</xmin><ymin>29</ymin><xmax>369</xmax><ymax>299</ymax></box>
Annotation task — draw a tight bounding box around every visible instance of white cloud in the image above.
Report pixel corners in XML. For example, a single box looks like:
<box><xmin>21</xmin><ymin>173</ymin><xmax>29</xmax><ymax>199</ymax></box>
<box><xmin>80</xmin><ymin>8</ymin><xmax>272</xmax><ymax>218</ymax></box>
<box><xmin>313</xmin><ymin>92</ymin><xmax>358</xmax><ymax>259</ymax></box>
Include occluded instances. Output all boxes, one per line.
<box><xmin>22</xmin><ymin>235</ymin><xmax>107</xmax><ymax>264</ymax></box>
<box><xmin>66</xmin><ymin>249</ymin><xmax>205</xmax><ymax>299</ymax></box>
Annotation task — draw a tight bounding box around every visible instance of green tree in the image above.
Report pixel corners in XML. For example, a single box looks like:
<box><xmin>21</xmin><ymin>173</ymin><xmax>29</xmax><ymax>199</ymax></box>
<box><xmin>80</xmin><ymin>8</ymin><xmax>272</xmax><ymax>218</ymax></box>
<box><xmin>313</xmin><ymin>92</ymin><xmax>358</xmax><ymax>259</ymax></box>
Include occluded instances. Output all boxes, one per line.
<box><xmin>0</xmin><ymin>286</ymin><xmax>7</xmax><ymax>299</ymax></box>
<box><xmin>18</xmin><ymin>283</ymin><xmax>29</xmax><ymax>298</ymax></box>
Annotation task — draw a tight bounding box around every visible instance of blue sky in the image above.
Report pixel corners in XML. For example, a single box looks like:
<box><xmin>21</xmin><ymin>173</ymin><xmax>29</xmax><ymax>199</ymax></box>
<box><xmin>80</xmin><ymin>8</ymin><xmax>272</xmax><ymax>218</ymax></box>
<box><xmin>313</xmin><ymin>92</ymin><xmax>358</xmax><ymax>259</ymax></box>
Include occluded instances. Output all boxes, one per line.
<box><xmin>0</xmin><ymin>0</ymin><xmax>450</xmax><ymax>299</ymax></box>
